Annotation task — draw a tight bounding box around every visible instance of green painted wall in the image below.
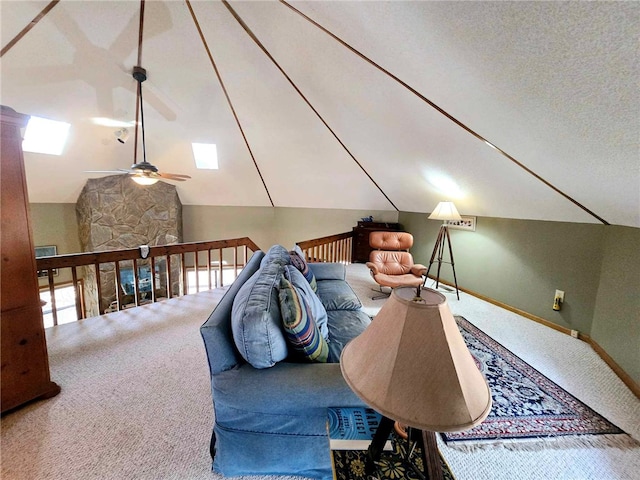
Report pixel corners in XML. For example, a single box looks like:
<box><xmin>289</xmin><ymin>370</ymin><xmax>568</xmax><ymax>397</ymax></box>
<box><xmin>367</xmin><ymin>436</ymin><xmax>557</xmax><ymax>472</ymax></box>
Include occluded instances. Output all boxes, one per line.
<box><xmin>399</xmin><ymin>212</ymin><xmax>606</xmax><ymax>334</ymax></box>
<box><xmin>400</xmin><ymin>211</ymin><xmax>639</xmax><ymax>385</ymax></box>
<box><xmin>591</xmin><ymin>226</ymin><xmax>640</xmax><ymax>383</ymax></box>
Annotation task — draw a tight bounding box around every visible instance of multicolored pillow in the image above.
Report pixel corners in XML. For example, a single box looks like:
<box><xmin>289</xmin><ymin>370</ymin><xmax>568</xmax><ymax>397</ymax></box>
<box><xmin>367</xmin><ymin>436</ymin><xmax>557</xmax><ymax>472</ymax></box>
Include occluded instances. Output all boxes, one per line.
<box><xmin>289</xmin><ymin>247</ymin><xmax>317</xmax><ymax>292</ymax></box>
<box><xmin>278</xmin><ymin>277</ymin><xmax>329</xmax><ymax>363</ymax></box>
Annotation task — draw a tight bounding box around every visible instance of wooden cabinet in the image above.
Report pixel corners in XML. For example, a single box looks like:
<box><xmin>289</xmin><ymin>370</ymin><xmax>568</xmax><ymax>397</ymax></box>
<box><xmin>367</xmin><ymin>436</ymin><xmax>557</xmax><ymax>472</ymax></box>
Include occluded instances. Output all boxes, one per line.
<box><xmin>1</xmin><ymin>106</ymin><xmax>60</xmax><ymax>413</ymax></box>
<box><xmin>351</xmin><ymin>221</ymin><xmax>402</xmax><ymax>263</ymax></box>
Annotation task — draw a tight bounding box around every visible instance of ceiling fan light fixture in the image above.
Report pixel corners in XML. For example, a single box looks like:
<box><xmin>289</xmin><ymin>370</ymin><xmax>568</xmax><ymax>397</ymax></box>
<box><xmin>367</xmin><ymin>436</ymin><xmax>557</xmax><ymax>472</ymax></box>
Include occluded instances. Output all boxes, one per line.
<box><xmin>132</xmin><ymin>174</ymin><xmax>159</xmax><ymax>186</ymax></box>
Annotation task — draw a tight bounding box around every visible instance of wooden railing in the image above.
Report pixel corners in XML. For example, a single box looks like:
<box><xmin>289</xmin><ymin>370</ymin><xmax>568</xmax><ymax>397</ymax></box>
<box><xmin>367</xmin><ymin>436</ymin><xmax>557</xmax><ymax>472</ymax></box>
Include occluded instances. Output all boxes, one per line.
<box><xmin>296</xmin><ymin>231</ymin><xmax>353</xmax><ymax>264</ymax></box>
<box><xmin>36</xmin><ymin>237</ymin><xmax>260</xmax><ymax>325</ymax></box>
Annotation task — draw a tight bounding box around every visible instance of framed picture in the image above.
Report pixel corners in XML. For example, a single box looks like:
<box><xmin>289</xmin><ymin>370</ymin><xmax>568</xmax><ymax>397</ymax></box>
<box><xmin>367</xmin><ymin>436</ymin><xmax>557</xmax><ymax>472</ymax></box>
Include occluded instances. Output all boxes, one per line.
<box><xmin>35</xmin><ymin>245</ymin><xmax>58</xmax><ymax>277</ymax></box>
<box><xmin>446</xmin><ymin>216</ymin><xmax>477</xmax><ymax>231</ymax></box>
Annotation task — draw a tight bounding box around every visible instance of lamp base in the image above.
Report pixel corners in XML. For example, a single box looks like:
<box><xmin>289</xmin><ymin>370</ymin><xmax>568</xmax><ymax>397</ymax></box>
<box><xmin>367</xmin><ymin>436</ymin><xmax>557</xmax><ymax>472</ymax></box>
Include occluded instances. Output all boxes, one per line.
<box><xmin>366</xmin><ymin>416</ymin><xmax>443</xmax><ymax>480</ymax></box>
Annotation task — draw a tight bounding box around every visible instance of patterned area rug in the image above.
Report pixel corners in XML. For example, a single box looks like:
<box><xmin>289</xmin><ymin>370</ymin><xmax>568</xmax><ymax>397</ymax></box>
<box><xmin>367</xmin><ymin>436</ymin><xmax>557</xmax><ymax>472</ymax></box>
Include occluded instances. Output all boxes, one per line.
<box><xmin>331</xmin><ymin>432</ymin><xmax>455</xmax><ymax>480</ymax></box>
<box><xmin>444</xmin><ymin>316</ymin><xmax>634</xmax><ymax>450</ymax></box>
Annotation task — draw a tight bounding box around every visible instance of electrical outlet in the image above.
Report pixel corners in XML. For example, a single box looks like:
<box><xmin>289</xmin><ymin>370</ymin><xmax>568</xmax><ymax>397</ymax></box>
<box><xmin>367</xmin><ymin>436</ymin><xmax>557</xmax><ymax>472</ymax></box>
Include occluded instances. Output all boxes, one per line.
<box><xmin>570</xmin><ymin>330</ymin><xmax>579</xmax><ymax>338</ymax></box>
<box><xmin>555</xmin><ymin>290</ymin><xmax>565</xmax><ymax>302</ymax></box>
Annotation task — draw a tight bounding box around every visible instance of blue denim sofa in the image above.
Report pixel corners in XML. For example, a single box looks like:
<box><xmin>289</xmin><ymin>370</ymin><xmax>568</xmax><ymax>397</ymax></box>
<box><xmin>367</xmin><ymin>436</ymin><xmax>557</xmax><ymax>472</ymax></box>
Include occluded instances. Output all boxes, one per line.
<box><xmin>200</xmin><ymin>246</ymin><xmax>372</xmax><ymax>479</ymax></box>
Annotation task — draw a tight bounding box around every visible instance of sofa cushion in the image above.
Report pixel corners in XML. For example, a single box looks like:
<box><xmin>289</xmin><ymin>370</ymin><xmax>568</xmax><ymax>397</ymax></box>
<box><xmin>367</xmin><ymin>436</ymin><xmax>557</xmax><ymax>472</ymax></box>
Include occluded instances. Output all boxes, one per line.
<box><xmin>309</xmin><ymin>262</ymin><xmax>346</xmax><ymax>281</ymax></box>
<box><xmin>326</xmin><ymin>309</ymin><xmax>371</xmax><ymax>363</ymax></box>
<box><xmin>260</xmin><ymin>244</ymin><xmax>291</xmax><ymax>268</ymax></box>
<box><xmin>284</xmin><ymin>265</ymin><xmax>328</xmax><ymax>339</ymax></box>
<box><xmin>315</xmin><ymin>279</ymin><xmax>362</xmax><ymax>311</ymax></box>
<box><xmin>278</xmin><ymin>277</ymin><xmax>329</xmax><ymax>363</ymax></box>
<box><xmin>289</xmin><ymin>248</ymin><xmax>317</xmax><ymax>292</ymax></box>
<box><xmin>231</xmin><ymin>261</ymin><xmax>288</xmax><ymax>369</ymax></box>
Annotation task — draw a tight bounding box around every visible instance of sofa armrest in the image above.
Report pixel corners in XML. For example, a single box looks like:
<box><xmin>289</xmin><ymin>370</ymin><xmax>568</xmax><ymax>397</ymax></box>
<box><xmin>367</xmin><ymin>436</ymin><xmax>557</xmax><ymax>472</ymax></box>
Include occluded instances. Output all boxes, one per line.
<box><xmin>212</xmin><ymin>362</ymin><xmax>364</xmax><ymax>414</ymax></box>
<box><xmin>309</xmin><ymin>262</ymin><xmax>346</xmax><ymax>281</ymax></box>
<box><xmin>411</xmin><ymin>264</ymin><xmax>427</xmax><ymax>276</ymax></box>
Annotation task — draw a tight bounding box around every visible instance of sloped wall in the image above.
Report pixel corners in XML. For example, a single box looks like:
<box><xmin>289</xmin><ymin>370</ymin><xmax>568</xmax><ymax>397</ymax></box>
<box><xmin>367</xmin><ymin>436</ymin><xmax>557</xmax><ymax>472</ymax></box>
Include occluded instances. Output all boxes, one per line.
<box><xmin>76</xmin><ymin>175</ymin><xmax>182</xmax><ymax>316</ymax></box>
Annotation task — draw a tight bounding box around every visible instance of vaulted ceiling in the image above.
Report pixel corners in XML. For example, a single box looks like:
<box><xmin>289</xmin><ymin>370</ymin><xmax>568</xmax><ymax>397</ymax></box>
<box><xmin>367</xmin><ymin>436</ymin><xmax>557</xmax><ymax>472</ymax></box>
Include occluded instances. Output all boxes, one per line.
<box><xmin>1</xmin><ymin>1</ymin><xmax>638</xmax><ymax>227</ymax></box>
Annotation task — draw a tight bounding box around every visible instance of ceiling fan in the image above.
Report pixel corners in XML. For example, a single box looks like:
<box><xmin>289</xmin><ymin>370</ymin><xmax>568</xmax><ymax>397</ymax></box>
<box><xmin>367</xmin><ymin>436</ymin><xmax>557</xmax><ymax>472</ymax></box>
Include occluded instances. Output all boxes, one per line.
<box><xmin>87</xmin><ymin>1</ymin><xmax>190</xmax><ymax>186</ymax></box>
<box><xmin>87</xmin><ymin>66</ymin><xmax>191</xmax><ymax>186</ymax></box>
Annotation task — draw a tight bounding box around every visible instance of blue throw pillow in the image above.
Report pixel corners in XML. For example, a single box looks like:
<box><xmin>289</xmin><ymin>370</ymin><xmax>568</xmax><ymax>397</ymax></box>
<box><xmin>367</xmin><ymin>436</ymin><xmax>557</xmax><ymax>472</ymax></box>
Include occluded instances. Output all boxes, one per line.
<box><xmin>260</xmin><ymin>244</ymin><xmax>291</xmax><ymax>268</ymax></box>
<box><xmin>289</xmin><ymin>247</ymin><xmax>317</xmax><ymax>292</ymax></box>
<box><xmin>231</xmin><ymin>262</ymin><xmax>288</xmax><ymax>369</ymax></box>
<box><xmin>278</xmin><ymin>277</ymin><xmax>329</xmax><ymax>363</ymax></box>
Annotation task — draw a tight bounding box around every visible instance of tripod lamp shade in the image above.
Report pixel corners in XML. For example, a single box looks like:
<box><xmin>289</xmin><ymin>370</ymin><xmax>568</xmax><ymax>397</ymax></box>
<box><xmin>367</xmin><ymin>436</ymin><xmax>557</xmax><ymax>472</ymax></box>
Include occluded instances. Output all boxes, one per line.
<box><xmin>340</xmin><ymin>287</ymin><xmax>492</xmax><ymax>432</ymax></box>
<box><xmin>428</xmin><ymin>202</ymin><xmax>462</xmax><ymax>221</ymax></box>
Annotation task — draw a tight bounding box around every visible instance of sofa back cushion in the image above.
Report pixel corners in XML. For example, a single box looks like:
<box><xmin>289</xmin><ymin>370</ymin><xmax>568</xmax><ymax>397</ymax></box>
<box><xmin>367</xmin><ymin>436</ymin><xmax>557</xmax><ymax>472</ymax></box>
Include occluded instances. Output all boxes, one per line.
<box><xmin>231</xmin><ymin>261</ymin><xmax>288</xmax><ymax>369</ymax></box>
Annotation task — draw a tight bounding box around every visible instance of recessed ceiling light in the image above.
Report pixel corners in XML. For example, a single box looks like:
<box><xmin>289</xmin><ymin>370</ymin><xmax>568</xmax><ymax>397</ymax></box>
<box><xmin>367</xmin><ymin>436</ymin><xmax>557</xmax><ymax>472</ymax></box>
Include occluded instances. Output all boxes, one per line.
<box><xmin>192</xmin><ymin>143</ymin><xmax>218</xmax><ymax>170</ymax></box>
<box><xmin>22</xmin><ymin>116</ymin><xmax>71</xmax><ymax>156</ymax></box>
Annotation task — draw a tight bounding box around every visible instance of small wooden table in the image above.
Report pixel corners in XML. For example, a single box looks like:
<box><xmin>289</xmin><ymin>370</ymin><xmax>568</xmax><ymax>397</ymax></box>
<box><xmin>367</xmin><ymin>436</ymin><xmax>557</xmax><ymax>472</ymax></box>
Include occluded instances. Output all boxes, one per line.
<box><xmin>365</xmin><ymin>415</ymin><xmax>443</xmax><ymax>480</ymax></box>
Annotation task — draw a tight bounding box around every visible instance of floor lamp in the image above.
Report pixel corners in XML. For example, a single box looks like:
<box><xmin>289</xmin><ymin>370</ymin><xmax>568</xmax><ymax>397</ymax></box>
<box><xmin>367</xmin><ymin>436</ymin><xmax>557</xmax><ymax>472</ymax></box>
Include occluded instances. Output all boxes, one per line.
<box><xmin>424</xmin><ymin>201</ymin><xmax>461</xmax><ymax>300</ymax></box>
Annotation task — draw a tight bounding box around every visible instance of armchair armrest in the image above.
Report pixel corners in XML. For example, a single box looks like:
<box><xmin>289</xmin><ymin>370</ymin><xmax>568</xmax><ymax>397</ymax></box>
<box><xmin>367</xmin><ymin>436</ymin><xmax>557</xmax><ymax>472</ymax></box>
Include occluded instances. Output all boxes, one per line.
<box><xmin>411</xmin><ymin>264</ymin><xmax>427</xmax><ymax>276</ymax></box>
<box><xmin>365</xmin><ymin>262</ymin><xmax>380</xmax><ymax>275</ymax></box>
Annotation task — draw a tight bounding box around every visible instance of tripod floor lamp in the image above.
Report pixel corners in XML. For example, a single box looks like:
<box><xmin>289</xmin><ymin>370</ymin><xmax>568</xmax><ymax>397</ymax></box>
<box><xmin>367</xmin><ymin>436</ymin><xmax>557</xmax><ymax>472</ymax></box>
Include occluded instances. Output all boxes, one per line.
<box><xmin>424</xmin><ymin>201</ymin><xmax>461</xmax><ymax>300</ymax></box>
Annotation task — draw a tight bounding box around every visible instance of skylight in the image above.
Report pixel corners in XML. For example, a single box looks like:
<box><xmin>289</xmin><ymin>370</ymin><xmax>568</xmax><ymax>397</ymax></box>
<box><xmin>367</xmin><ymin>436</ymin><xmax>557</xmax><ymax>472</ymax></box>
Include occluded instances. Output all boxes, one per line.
<box><xmin>192</xmin><ymin>143</ymin><xmax>218</xmax><ymax>170</ymax></box>
<box><xmin>22</xmin><ymin>116</ymin><xmax>70</xmax><ymax>155</ymax></box>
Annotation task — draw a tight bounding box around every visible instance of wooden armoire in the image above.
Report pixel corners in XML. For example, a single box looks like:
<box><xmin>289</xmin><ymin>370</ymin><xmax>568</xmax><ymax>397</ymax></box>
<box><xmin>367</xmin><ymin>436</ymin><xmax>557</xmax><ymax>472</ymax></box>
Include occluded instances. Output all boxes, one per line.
<box><xmin>1</xmin><ymin>106</ymin><xmax>60</xmax><ymax>413</ymax></box>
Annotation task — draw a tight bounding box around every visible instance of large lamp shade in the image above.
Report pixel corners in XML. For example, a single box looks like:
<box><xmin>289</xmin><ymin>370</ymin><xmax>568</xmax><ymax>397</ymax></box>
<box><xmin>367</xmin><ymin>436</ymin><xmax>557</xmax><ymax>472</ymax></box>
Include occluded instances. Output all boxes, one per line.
<box><xmin>340</xmin><ymin>287</ymin><xmax>491</xmax><ymax>432</ymax></box>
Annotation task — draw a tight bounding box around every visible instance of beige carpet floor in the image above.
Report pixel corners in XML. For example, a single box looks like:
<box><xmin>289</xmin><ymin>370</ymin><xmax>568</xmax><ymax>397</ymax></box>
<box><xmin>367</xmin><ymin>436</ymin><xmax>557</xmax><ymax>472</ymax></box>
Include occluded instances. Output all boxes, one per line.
<box><xmin>1</xmin><ymin>263</ymin><xmax>638</xmax><ymax>480</ymax></box>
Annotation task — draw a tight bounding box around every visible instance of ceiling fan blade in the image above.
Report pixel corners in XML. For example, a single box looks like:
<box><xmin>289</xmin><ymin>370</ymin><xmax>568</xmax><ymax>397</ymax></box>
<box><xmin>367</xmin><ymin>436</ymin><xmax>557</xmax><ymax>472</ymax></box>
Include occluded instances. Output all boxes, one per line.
<box><xmin>158</xmin><ymin>172</ymin><xmax>191</xmax><ymax>180</ymax></box>
<box><xmin>84</xmin><ymin>170</ymin><xmax>130</xmax><ymax>174</ymax></box>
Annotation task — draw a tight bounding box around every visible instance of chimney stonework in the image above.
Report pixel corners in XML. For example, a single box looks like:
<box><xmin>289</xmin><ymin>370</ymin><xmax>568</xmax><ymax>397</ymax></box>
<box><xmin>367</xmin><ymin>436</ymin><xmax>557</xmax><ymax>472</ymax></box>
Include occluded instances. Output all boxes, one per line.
<box><xmin>76</xmin><ymin>175</ymin><xmax>183</xmax><ymax>316</ymax></box>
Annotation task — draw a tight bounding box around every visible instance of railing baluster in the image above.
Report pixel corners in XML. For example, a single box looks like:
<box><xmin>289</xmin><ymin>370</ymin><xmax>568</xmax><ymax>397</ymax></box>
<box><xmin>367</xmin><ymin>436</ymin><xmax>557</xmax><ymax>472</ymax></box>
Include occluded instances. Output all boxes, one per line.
<box><xmin>194</xmin><ymin>251</ymin><xmax>200</xmax><ymax>294</ymax></box>
<box><xmin>150</xmin><ymin>257</ymin><xmax>157</xmax><ymax>303</ymax></box>
<box><xmin>233</xmin><ymin>247</ymin><xmax>238</xmax><ymax>282</ymax></box>
<box><xmin>71</xmin><ymin>267</ymin><xmax>83</xmax><ymax>319</ymax></box>
<box><xmin>166</xmin><ymin>255</ymin><xmax>173</xmax><ymax>298</ymax></box>
<box><xmin>115</xmin><ymin>261</ymin><xmax>123</xmax><ymax>311</ymax></box>
<box><xmin>181</xmin><ymin>253</ymin><xmax>187</xmax><ymax>296</ymax></box>
<box><xmin>132</xmin><ymin>259</ymin><xmax>140</xmax><ymax>307</ymax></box>
<box><xmin>218</xmin><ymin>248</ymin><xmax>223</xmax><ymax>288</ymax></box>
<box><xmin>47</xmin><ymin>269</ymin><xmax>58</xmax><ymax>326</ymax></box>
<box><xmin>95</xmin><ymin>262</ymin><xmax>103</xmax><ymax>314</ymax></box>
<box><xmin>206</xmin><ymin>249</ymin><xmax>212</xmax><ymax>290</ymax></box>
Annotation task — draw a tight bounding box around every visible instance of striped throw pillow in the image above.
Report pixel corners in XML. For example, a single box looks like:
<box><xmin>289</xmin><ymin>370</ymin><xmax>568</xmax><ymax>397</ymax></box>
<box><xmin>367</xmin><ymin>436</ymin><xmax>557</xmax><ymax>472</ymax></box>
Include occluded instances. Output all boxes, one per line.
<box><xmin>278</xmin><ymin>277</ymin><xmax>328</xmax><ymax>363</ymax></box>
<box><xmin>289</xmin><ymin>249</ymin><xmax>317</xmax><ymax>292</ymax></box>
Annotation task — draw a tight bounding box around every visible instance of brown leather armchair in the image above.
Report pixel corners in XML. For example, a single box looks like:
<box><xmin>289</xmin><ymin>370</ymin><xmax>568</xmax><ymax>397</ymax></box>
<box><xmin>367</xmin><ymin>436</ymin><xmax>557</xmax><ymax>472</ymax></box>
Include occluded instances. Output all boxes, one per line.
<box><xmin>366</xmin><ymin>231</ymin><xmax>427</xmax><ymax>300</ymax></box>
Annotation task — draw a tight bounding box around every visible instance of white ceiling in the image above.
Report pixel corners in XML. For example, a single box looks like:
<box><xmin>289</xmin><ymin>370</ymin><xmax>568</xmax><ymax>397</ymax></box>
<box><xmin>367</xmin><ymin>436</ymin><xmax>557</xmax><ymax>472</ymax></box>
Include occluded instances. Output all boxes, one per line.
<box><xmin>1</xmin><ymin>1</ymin><xmax>638</xmax><ymax>227</ymax></box>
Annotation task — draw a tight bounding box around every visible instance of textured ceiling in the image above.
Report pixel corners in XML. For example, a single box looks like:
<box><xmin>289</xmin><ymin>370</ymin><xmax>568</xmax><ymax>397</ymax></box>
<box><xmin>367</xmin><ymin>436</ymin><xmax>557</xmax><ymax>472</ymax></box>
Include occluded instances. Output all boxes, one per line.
<box><xmin>1</xmin><ymin>1</ymin><xmax>638</xmax><ymax>227</ymax></box>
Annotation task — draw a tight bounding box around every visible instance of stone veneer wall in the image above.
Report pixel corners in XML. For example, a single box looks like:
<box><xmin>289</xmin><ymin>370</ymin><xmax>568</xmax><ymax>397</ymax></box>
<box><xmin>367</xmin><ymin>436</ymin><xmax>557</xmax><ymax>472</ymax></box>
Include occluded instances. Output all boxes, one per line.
<box><xmin>76</xmin><ymin>175</ymin><xmax>182</xmax><ymax>316</ymax></box>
